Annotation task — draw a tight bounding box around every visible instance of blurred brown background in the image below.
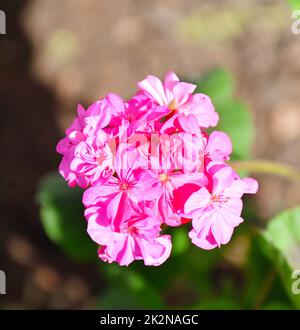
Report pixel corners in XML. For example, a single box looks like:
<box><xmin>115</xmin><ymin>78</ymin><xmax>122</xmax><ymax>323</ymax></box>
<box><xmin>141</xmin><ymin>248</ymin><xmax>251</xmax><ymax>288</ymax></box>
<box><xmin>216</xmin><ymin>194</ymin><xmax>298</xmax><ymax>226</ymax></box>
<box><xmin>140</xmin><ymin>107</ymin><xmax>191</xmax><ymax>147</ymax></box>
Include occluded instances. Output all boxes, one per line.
<box><xmin>1</xmin><ymin>0</ymin><xmax>300</xmax><ymax>308</ymax></box>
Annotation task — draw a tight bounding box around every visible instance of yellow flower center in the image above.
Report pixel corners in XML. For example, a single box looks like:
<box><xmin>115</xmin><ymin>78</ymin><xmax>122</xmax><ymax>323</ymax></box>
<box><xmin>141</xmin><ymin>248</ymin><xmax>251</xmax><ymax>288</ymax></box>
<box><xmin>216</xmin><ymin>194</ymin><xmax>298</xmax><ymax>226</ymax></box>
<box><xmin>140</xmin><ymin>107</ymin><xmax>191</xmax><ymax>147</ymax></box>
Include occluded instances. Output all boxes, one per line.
<box><xmin>159</xmin><ymin>173</ymin><xmax>169</xmax><ymax>183</ymax></box>
<box><xmin>168</xmin><ymin>99</ymin><xmax>177</xmax><ymax>110</ymax></box>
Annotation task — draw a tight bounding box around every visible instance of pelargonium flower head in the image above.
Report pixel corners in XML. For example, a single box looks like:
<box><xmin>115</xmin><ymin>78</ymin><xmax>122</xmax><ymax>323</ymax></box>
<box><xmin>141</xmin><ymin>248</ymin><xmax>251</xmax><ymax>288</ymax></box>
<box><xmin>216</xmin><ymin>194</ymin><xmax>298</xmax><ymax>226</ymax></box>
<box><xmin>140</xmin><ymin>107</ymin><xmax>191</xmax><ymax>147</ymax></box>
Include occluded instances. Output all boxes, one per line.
<box><xmin>56</xmin><ymin>70</ymin><xmax>258</xmax><ymax>266</ymax></box>
<box><xmin>184</xmin><ymin>163</ymin><xmax>258</xmax><ymax>250</ymax></box>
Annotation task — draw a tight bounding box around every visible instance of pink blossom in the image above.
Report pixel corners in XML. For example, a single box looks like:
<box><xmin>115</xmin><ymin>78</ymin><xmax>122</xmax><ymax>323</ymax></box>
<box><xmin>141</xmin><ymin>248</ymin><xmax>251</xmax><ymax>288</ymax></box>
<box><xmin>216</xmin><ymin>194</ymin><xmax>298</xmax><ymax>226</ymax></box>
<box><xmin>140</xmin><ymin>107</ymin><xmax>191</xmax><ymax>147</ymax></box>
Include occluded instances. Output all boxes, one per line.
<box><xmin>56</xmin><ymin>96</ymin><xmax>118</xmax><ymax>187</ymax></box>
<box><xmin>70</xmin><ymin>131</ymin><xmax>113</xmax><ymax>186</ymax></box>
<box><xmin>138</xmin><ymin>71</ymin><xmax>219</xmax><ymax>132</ymax></box>
<box><xmin>140</xmin><ymin>167</ymin><xmax>206</xmax><ymax>227</ymax></box>
<box><xmin>83</xmin><ymin>144</ymin><xmax>160</xmax><ymax>222</ymax></box>
<box><xmin>184</xmin><ymin>164</ymin><xmax>258</xmax><ymax>249</ymax></box>
<box><xmin>172</xmin><ymin>131</ymin><xmax>232</xmax><ymax>174</ymax></box>
<box><xmin>56</xmin><ymin>105</ymin><xmax>88</xmax><ymax>187</ymax></box>
<box><xmin>86</xmin><ymin>204</ymin><xmax>171</xmax><ymax>266</ymax></box>
<box><xmin>204</xmin><ymin>131</ymin><xmax>232</xmax><ymax>162</ymax></box>
<box><xmin>105</xmin><ymin>93</ymin><xmax>169</xmax><ymax>137</ymax></box>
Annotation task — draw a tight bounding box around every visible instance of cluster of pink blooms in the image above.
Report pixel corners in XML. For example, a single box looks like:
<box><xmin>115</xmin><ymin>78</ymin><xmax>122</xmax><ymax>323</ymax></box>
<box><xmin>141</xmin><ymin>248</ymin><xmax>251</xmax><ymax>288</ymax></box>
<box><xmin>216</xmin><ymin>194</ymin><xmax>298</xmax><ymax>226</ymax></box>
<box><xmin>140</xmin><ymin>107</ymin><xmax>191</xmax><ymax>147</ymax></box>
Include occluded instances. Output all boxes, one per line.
<box><xmin>57</xmin><ymin>71</ymin><xmax>258</xmax><ymax>266</ymax></box>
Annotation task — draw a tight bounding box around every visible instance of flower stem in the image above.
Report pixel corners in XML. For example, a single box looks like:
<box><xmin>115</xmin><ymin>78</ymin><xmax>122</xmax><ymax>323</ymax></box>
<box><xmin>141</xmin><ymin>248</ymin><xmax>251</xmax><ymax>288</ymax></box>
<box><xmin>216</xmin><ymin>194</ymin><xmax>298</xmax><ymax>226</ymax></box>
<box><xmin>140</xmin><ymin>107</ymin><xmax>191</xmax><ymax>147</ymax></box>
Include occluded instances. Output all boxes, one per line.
<box><xmin>229</xmin><ymin>160</ymin><xmax>300</xmax><ymax>182</ymax></box>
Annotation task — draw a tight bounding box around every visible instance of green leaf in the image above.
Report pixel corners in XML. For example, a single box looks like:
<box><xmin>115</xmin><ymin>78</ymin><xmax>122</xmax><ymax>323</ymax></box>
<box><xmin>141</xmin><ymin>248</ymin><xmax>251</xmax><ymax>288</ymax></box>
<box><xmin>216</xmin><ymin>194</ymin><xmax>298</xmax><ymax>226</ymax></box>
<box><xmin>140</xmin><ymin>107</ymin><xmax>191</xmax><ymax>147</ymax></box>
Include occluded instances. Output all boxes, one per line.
<box><xmin>195</xmin><ymin>68</ymin><xmax>234</xmax><ymax>106</ymax></box>
<box><xmin>216</xmin><ymin>99</ymin><xmax>254</xmax><ymax>160</ymax></box>
<box><xmin>259</xmin><ymin>206</ymin><xmax>300</xmax><ymax>308</ymax></box>
<box><xmin>36</xmin><ymin>172</ymin><xmax>96</xmax><ymax>262</ymax></box>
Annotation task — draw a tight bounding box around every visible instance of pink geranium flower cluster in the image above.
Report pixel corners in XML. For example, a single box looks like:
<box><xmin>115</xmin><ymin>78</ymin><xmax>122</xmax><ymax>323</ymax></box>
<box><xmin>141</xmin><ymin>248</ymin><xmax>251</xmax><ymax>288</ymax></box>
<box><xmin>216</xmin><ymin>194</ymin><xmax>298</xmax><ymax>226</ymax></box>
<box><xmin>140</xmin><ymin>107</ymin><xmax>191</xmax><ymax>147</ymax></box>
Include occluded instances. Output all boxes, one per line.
<box><xmin>57</xmin><ymin>71</ymin><xmax>258</xmax><ymax>266</ymax></box>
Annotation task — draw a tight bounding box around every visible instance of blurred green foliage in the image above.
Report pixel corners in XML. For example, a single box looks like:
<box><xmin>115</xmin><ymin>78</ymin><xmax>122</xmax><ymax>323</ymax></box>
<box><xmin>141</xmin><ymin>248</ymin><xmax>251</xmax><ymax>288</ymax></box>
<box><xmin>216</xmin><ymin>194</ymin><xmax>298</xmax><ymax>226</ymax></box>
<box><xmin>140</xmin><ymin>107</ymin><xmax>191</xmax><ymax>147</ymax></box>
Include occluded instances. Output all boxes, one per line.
<box><xmin>289</xmin><ymin>0</ymin><xmax>300</xmax><ymax>10</ymax></box>
<box><xmin>37</xmin><ymin>173</ymin><xmax>96</xmax><ymax>262</ymax></box>
<box><xmin>37</xmin><ymin>68</ymin><xmax>300</xmax><ymax>309</ymax></box>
